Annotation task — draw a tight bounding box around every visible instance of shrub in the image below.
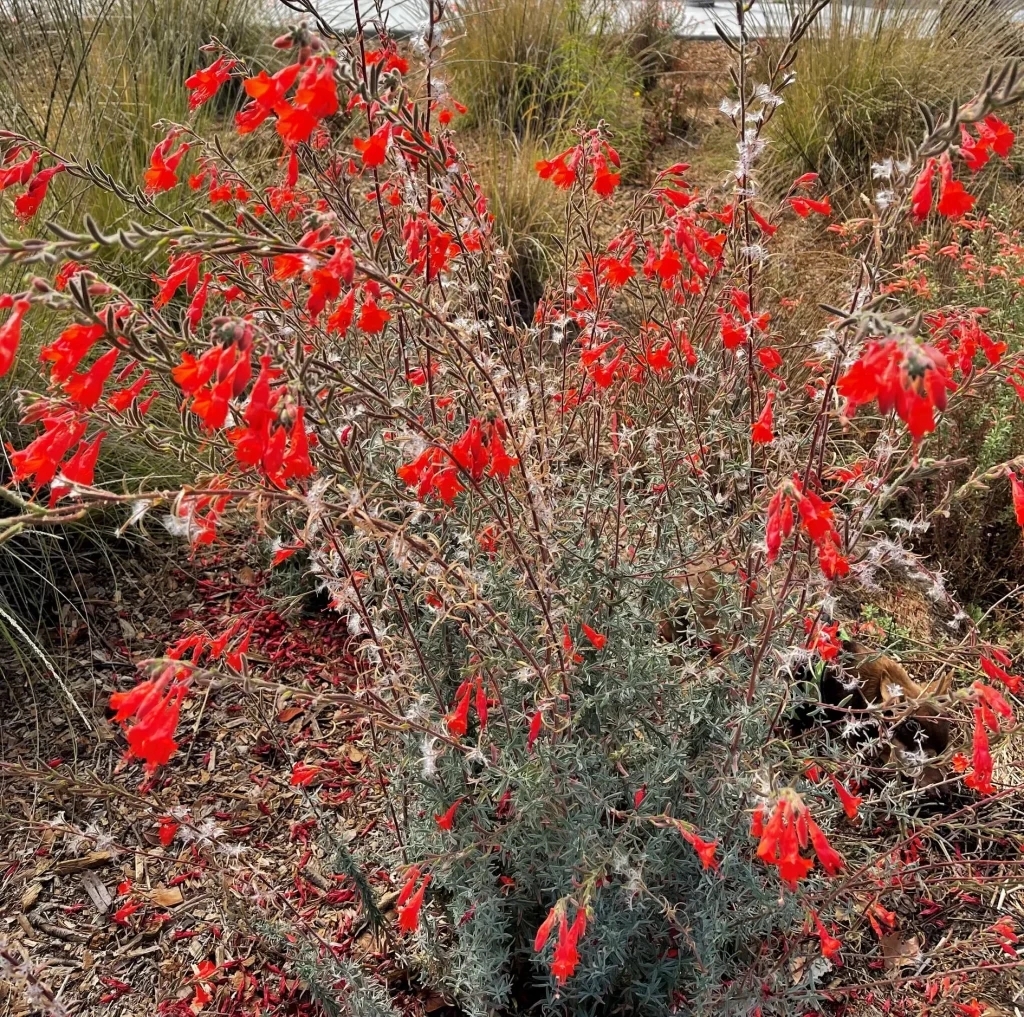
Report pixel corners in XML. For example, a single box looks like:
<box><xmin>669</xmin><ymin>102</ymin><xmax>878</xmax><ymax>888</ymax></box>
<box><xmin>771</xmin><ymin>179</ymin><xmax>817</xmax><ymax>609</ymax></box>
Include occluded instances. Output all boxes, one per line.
<box><xmin>475</xmin><ymin>136</ymin><xmax>564</xmax><ymax>322</ymax></box>
<box><xmin>761</xmin><ymin>0</ymin><xmax>1015</xmax><ymax>198</ymax></box>
<box><xmin>1</xmin><ymin>5</ymin><xmax>1023</xmax><ymax>1015</ymax></box>
<box><xmin>445</xmin><ymin>0</ymin><xmax>648</xmax><ymax>172</ymax></box>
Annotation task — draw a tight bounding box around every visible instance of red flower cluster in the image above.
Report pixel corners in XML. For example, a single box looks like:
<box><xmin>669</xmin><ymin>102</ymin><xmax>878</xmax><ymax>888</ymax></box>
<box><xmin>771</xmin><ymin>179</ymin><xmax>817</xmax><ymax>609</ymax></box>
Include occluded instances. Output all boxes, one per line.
<box><xmin>446</xmin><ymin>676</ymin><xmax>488</xmax><ymax>738</ymax></box>
<box><xmin>837</xmin><ymin>338</ymin><xmax>955</xmax><ymax>440</ymax></box>
<box><xmin>397</xmin><ymin>868</ymin><xmax>430</xmax><ymax>933</ymax></box>
<box><xmin>40</xmin><ymin>321</ymin><xmax>105</xmax><ymax>382</ymax></box>
<box><xmin>0</xmin><ymin>146</ymin><xmax>65</xmax><ymax>221</ymax></box>
<box><xmin>145</xmin><ymin>132</ymin><xmax>191</xmax><ymax>194</ymax></box>
<box><xmin>752</xmin><ymin>790</ymin><xmax>844</xmax><ymax>888</ymax></box>
<box><xmin>959</xmin><ymin>114</ymin><xmax>1015</xmax><ymax>172</ymax></box>
<box><xmin>109</xmin><ymin>668</ymin><xmax>190</xmax><ymax>772</ymax></box>
<box><xmin>398</xmin><ymin>418</ymin><xmax>518</xmax><ymax>505</ymax></box>
<box><xmin>50</xmin><ymin>431</ymin><xmax>104</xmax><ymax>503</ymax></box>
<box><xmin>910</xmin><ymin>150</ymin><xmax>984</xmax><ymax>223</ymax></box>
<box><xmin>964</xmin><ymin>681</ymin><xmax>1014</xmax><ymax>795</ymax></box>
<box><xmin>185</xmin><ymin>55</ymin><xmax>236</xmax><ymax>110</ymax></box>
<box><xmin>536</xmin><ymin>132</ymin><xmax>621</xmax><ymax>198</ymax></box>
<box><xmin>765</xmin><ymin>476</ymin><xmax>849</xmax><ymax>579</ymax></box>
<box><xmin>237</xmin><ymin>57</ymin><xmax>338</xmax><ymax>147</ymax></box>
<box><xmin>787</xmin><ymin>195</ymin><xmax>831</xmax><ymax>218</ymax></box>
<box><xmin>228</xmin><ymin>357</ymin><xmax>315</xmax><ymax>486</ymax></box>
<box><xmin>174</xmin><ymin>340</ymin><xmax>251</xmax><ymax>430</ymax></box>
<box><xmin>535</xmin><ymin>905</ymin><xmax>587</xmax><ymax>984</ymax></box>
<box><xmin>9</xmin><ymin>412</ymin><xmax>86</xmax><ymax>490</ymax></box>
<box><xmin>981</xmin><ymin>647</ymin><xmax>1022</xmax><ymax>695</ymax></box>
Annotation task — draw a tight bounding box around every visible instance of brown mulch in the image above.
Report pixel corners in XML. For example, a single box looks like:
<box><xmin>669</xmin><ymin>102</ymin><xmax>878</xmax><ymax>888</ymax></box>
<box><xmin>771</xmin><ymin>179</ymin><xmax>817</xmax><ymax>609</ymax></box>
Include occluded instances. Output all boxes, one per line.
<box><xmin>0</xmin><ymin>536</ymin><xmax>430</xmax><ymax>1017</ymax></box>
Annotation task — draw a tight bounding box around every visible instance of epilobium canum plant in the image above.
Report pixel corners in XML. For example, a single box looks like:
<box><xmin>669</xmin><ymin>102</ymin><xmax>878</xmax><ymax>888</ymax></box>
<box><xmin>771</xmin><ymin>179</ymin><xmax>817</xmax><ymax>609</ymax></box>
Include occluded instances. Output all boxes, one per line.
<box><xmin>1</xmin><ymin>2</ymin><xmax>1024</xmax><ymax>1013</ymax></box>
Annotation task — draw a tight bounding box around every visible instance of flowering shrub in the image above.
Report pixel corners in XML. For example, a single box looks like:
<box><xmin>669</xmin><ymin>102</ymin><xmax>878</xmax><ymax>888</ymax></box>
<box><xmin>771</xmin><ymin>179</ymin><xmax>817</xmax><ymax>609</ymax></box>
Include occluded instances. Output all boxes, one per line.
<box><xmin>2</xmin><ymin>4</ymin><xmax>1024</xmax><ymax>1014</ymax></box>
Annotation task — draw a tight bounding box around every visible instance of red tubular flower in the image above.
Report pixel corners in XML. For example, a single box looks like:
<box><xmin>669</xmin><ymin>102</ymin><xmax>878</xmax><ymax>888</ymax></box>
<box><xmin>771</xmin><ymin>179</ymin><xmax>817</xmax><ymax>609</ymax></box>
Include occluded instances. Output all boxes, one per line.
<box><xmin>353</xmin><ymin>124</ymin><xmax>391</xmax><ymax>167</ymax></box>
<box><xmin>144</xmin><ymin>134</ymin><xmax>190</xmax><ymax>194</ymax></box>
<box><xmin>236</xmin><ymin>63</ymin><xmax>301</xmax><ymax>134</ymax></box>
<box><xmin>63</xmin><ymin>347</ymin><xmax>120</xmax><ymax>408</ymax></box>
<box><xmin>13</xmin><ymin>164</ymin><xmax>65</xmax><ymax>221</ymax></box>
<box><xmin>679</xmin><ymin>827</ymin><xmax>719</xmax><ymax>871</ymax></box>
<box><xmin>910</xmin><ymin>158</ymin><xmax>937</xmax><ymax>222</ymax></box>
<box><xmin>964</xmin><ymin>706</ymin><xmax>995</xmax><ymax>794</ymax></box>
<box><xmin>959</xmin><ymin>124</ymin><xmax>990</xmax><ymax>172</ymax></box>
<box><xmin>446</xmin><ymin>682</ymin><xmax>472</xmax><ymax>738</ymax></box>
<box><xmin>488</xmin><ymin>430</ymin><xmax>519</xmax><ymax>481</ymax></box>
<box><xmin>172</xmin><ymin>345</ymin><xmax>223</xmax><ymax>394</ymax></box>
<box><xmin>294</xmin><ymin>60</ymin><xmax>339</xmax><ymax>118</ymax></box>
<box><xmin>788</xmin><ymin>195</ymin><xmax>831</xmax><ymax>217</ymax></box>
<box><xmin>326</xmin><ymin>289</ymin><xmax>356</xmax><ymax>334</ymax></box>
<box><xmin>225</xmin><ymin>627</ymin><xmax>252</xmax><ymax>672</ymax></box>
<box><xmin>536</xmin><ymin>146</ymin><xmax>582</xmax><ymax>190</ymax></box>
<box><xmin>936</xmin><ymin>153</ymin><xmax>976</xmax><ymax>219</ymax></box>
<box><xmin>527</xmin><ymin>710</ymin><xmax>543</xmax><ymax>750</ymax></box>
<box><xmin>41</xmin><ymin>322</ymin><xmax>105</xmax><ymax>382</ymax></box>
<box><xmin>397</xmin><ymin>873</ymin><xmax>430</xmax><ymax>933</ymax></box>
<box><xmin>550</xmin><ymin>909</ymin><xmax>586</xmax><ymax>983</ymax></box>
<box><xmin>764</xmin><ymin>486</ymin><xmax>795</xmax><ymax>563</ymax></box>
<box><xmin>806</xmin><ymin>814</ymin><xmax>844</xmax><ymax>875</ymax></box>
<box><xmin>153</xmin><ymin>253</ymin><xmax>202</xmax><ymax>309</ymax></box>
<box><xmin>591</xmin><ymin>153</ymin><xmax>620</xmax><ymax>198</ymax></box>
<box><xmin>281</xmin><ymin>406</ymin><xmax>315</xmax><ymax>481</ymax></box>
<box><xmin>981</xmin><ymin>653</ymin><xmax>1022</xmax><ymax>695</ymax></box>
<box><xmin>718</xmin><ymin>310</ymin><xmax>746</xmax><ymax>351</ymax></box>
<box><xmin>112</xmin><ymin>899</ymin><xmax>142</xmax><ymax>925</ymax></box>
<box><xmin>0</xmin><ymin>149</ymin><xmax>38</xmax><ymax>190</ymax></box>
<box><xmin>10</xmin><ymin>415</ymin><xmax>86</xmax><ymax>489</ymax></box>
<box><xmin>109</xmin><ymin>669</ymin><xmax>189</xmax><ymax>772</ymax></box>
<box><xmin>290</xmin><ymin>761</ymin><xmax>321</xmax><ymax>786</ymax></box>
<box><xmin>817</xmin><ymin>540</ymin><xmax>850</xmax><ymax>580</ymax></box>
<box><xmin>185</xmin><ymin>55</ymin><xmax>236</xmax><ymax>110</ymax></box>
<box><xmin>1010</xmin><ymin>473</ymin><xmax>1024</xmax><ymax>531</ymax></box>
<box><xmin>157</xmin><ymin>816</ymin><xmax>178</xmax><ymax>847</ymax></box>
<box><xmin>812</xmin><ymin>911</ymin><xmax>843</xmax><ymax>960</ymax></box>
<box><xmin>51</xmin><ymin>432</ymin><xmax>104</xmax><ymax>502</ymax></box>
<box><xmin>980</xmin><ymin>114</ymin><xmax>1014</xmax><ymax>158</ymax></box>
<box><xmin>274</xmin><ymin>101</ymin><xmax>319</xmax><ymax>146</ymax></box>
<box><xmin>581</xmin><ymin>622</ymin><xmax>607</xmax><ymax>650</ymax></box>
<box><xmin>0</xmin><ymin>298</ymin><xmax>30</xmax><ymax>377</ymax></box>
<box><xmin>190</xmin><ymin>373</ymin><xmax>234</xmax><ymax>430</ymax></box>
<box><xmin>434</xmin><ymin>799</ymin><xmax>462</xmax><ymax>830</ymax></box>
<box><xmin>396</xmin><ymin>866</ymin><xmax>421</xmax><ymax>907</ymax></box>
<box><xmin>186</xmin><ymin>274</ymin><xmax>212</xmax><ymax>330</ymax></box>
<box><xmin>972</xmin><ymin>682</ymin><xmax>1013</xmax><ymax>730</ymax></box>
<box><xmin>829</xmin><ymin>775</ymin><xmax>863</xmax><ymax>821</ymax></box>
<box><xmin>751</xmin><ymin>393</ymin><xmax>775</xmax><ymax>444</ymax></box>
<box><xmin>357</xmin><ymin>296</ymin><xmax>390</xmax><ymax>333</ymax></box>
<box><xmin>534</xmin><ymin>907</ymin><xmax>558</xmax><ymax>952</ymax></box>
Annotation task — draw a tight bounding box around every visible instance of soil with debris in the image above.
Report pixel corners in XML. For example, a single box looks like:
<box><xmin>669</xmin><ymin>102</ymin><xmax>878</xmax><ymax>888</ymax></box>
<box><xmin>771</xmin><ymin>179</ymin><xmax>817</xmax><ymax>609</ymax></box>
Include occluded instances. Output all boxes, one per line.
<box><xmin>0</xmin><ymin>535</ymin><xmax>446</xmax><ymax>1017</ymax></box>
